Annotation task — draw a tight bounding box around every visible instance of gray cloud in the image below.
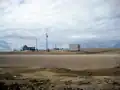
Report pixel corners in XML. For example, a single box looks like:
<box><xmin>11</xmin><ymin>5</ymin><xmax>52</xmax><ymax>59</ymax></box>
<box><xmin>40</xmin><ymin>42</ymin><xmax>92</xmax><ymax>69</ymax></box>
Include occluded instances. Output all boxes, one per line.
<box><xmin>0</xmin><ymin>0</ymin><xmax>120</xmax><ymax>49</ymax></box>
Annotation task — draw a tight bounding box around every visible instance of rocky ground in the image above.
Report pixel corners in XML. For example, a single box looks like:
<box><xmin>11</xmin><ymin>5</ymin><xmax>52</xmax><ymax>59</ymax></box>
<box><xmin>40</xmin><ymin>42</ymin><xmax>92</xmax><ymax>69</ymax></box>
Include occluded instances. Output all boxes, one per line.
<box><xmin>0</xmin><ymin>67</ymin><xmax>120</xmax><ymax>90</ymax></box>
<box><xmin>0</xmin><ymin>76</ymin><xmax>120</xmax><ymax>90</ymax></box>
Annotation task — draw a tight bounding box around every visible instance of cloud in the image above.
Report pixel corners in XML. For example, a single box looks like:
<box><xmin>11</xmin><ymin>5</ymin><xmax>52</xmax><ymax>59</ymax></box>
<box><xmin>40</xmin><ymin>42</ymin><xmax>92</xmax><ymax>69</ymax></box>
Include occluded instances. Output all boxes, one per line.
<box><xmin>0</xmin><ymin>0</ymin><xmax>120</xmax><ymax>49</ymax></box>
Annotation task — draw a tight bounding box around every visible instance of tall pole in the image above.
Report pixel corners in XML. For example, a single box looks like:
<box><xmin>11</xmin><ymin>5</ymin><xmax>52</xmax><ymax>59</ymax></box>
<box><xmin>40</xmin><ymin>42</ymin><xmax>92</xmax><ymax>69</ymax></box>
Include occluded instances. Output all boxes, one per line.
<box><xmin>36</xmin><ymin>38</ymin><xmax>37</xmax><ymax>50</ymax></box>
<box><xmin>46</xmin><ymin>33</ymin><xmax>48</xmax><ymax>51</ymax></box>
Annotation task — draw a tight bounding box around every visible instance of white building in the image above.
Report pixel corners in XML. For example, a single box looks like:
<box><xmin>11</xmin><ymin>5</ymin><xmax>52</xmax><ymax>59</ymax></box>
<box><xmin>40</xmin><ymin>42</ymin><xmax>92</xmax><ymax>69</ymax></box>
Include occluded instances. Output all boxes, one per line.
<box><xmin>69</xmin><ymin>44</ymin><xmax>80</xmax><ymax>51</ymax></box>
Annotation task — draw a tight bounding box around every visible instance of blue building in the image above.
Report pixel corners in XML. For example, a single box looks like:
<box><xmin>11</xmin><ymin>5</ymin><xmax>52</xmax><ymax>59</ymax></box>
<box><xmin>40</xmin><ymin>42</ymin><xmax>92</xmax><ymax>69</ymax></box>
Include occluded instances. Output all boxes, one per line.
<box><xmin>22</xmin><ymin>45</ymin><xmax>35</xmax><ymax>51</ymax></box>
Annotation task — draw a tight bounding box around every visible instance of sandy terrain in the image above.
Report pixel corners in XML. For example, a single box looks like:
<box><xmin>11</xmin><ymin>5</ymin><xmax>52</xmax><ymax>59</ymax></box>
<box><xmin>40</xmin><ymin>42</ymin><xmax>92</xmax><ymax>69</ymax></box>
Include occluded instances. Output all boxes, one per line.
<box><xmin>0</xmin><ymin>53</ymin><xmax>120</xmax><ymax>89</ymax></box>
<box><xmin>0</xmin><ymin>54</ymin><xmax>119</xmax><ymax>70</ymax></box>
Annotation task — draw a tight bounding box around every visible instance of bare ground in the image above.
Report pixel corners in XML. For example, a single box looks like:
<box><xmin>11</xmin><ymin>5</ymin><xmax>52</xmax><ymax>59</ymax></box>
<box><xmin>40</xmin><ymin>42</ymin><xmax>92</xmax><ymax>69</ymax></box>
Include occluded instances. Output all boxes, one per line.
<box><xmin>0</xmin><ymin>53</ymin><xmax>120</xmax><ymax>89</ymax></box>
<box><xmin>0</xmin><ymin>67</ymin><xmax>120</xmax><ymax>90</ymax></box>
<box><xmin>0</xmin><ymin>54</ymin><xmax>119</xmax><ymax>70</ymax></box>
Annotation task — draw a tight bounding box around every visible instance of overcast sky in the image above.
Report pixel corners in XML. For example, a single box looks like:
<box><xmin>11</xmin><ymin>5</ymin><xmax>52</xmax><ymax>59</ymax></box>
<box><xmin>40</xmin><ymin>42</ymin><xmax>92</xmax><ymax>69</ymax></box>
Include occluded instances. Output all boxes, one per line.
<box><xmin>0</xmin><ymin>0</ymin><xmax>120</xmax><ymax>49</ymax></box>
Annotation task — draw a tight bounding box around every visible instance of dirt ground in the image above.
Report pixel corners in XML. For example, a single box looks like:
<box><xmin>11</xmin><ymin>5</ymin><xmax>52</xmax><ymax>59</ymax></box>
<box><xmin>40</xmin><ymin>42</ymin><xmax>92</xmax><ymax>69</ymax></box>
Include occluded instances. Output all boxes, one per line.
<box><xmin>0</xmin><ymin>54</ymin><xmax>119</xmax><ymax>70</ymax></box>
<box><xmin>0</xmin><ymin>52</ymin><xmax>120</xmax><ymax>90</ymax></box>
<box><xmin>0</xmin><ymin>67</ymin><xmax>120</xmax><ymax>90</ymax></box>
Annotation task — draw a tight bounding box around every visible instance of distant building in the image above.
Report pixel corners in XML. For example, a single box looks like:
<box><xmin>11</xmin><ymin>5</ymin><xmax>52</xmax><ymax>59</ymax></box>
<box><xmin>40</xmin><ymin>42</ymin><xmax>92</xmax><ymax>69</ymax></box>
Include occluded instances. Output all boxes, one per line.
<box><xmin>53</xmin><ymin>48</ymin><xmax>60</xmax><ymax>50</ymax></box>
<box><xmin>22</xmin><ymin>45</ymin><xmax>35</xmax><ymax>51</ymax></box>
<box><xmin>69</xmin><ymin>44</ymin><xmax>80</xmax><ymax>51</ymax></box>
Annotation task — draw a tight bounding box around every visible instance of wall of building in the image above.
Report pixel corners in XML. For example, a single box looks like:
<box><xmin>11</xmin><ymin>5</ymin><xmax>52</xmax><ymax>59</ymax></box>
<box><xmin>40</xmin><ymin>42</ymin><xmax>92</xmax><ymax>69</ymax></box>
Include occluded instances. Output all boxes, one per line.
<box><xmin>69</xmin><ymin>44</ymin><xmax>80</xmax><ymax>51</ymax></box>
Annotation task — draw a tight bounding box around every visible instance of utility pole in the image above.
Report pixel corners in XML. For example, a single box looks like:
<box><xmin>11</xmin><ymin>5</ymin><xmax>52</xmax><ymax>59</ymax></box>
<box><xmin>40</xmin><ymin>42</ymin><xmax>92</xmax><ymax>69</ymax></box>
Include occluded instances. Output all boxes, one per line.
<box><xmin>46</xmin><ymin>33</ymin><xmax>49</xmax><ymax>51</ymax></box>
